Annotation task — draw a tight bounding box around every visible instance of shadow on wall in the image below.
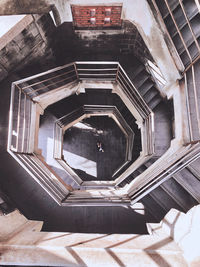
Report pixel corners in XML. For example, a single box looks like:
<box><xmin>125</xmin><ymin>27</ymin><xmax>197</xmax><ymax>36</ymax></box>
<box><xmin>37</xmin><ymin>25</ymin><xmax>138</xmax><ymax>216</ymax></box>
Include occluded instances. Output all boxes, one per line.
<box><xmin>42</xmin><ymin>203</ymin><xmax>157</xmax><ymax>234</ymax></box>
<box><xmin>51</xmin><ymin>20</ymin><xmax>152</xmax><ymax>66</ymax></box>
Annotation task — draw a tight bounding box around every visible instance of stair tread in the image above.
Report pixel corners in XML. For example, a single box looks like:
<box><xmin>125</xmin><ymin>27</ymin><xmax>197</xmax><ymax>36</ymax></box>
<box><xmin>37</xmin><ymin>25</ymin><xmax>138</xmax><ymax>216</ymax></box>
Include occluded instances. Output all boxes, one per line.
<box><xmin>150</xmin><ymin>186</ymin><xmax>184</xmax><ymax>212</ymax></box>
<box><xmin>170</xmin><ymin>10</ymin><xmax>199</xmax><ymax>38</ymax></box>
<box><xmin>161</xmin><ymin>178</ymin><xmax>198</xmax><ymax>211</ymax></box>
<box><xmin>174</xmin><ymin>169</ymin><xmax>200</xmax><ymax>203</ymax></box>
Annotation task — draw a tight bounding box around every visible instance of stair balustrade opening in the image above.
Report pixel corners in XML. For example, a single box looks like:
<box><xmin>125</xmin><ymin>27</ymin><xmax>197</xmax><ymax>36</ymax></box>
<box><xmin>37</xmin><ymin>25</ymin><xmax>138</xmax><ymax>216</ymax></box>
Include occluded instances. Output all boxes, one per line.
<box><xmin>153</xmin><ymin>0</ymin><xmax>200</xmax><ymax>68</ymax></box>
<box><xmin>7</xmin><ymin>61</ymin><xmax>159</xmax><ymax>206</ymax></box>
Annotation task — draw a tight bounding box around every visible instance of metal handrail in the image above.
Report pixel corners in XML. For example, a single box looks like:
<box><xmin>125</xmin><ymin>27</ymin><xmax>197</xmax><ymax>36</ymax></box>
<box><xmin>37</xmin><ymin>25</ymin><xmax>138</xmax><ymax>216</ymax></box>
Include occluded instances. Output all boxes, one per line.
<box><xmin>53</xmin><ymin>104</ymin><xmax>135</xmax><ymax>185</ymax></box>
<box><xmin>10</xmin><ymin>86</ymin><xmax>33</xmax><ymax>153</ymax></box>
<box><xmin>13</xmin><ymin>152</ymin><xmax>70</xmax><ymax>204</ymax></box>
<box><xmin>8</xmin><ymin>61</ymin><xmax>157</xmax><ymax>204</ymax></box>
<box><xmin>183</xmin><ymin>59</ymin><xmax>200</xmax><ymax>143</ymax></box>
<box><xmin>153</xmin><ymin>0</ymin><xmax>200</xmax><ymax>69</ymax></box>
<box><xmin>12</xmin><ymin>61</ymin><xmax>152</xmax><ymax>121</ymax></box>
<box><xmin>117</xmin><ymin>63</ymin><xmax>151</xmax><ymax>118</ymax></box>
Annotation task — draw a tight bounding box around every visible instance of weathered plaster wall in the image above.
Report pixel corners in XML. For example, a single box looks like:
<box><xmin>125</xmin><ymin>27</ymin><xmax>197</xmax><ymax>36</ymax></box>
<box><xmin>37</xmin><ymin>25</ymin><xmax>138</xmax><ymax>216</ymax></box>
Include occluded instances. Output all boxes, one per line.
<box><xmin>0</xmin><ymin>0</ymin><xmax>182</xmax><ymax>83</ymax></box>
<box><xmin>0</xmin><ymin>0</ymin><xmax>51</xmax><ymax>15</ymax></box>
<box><xmin>52</xmin><ymin>20</ymin><xmax>152</xmax><ymax>66</ymax></box>
<box><xmin>0</xmin><ymin>14</ymin><xmax>55</xmax><ymax>82</ymax></box>
<box><xmin>2</xmin><ymin>206</ymin><xmax>199</xmax><ymax>266</ymax></box>
<box><xmin>156</xmin><ymin>204</ymin><xmax>200</xmax><ymax>265</ymax></box>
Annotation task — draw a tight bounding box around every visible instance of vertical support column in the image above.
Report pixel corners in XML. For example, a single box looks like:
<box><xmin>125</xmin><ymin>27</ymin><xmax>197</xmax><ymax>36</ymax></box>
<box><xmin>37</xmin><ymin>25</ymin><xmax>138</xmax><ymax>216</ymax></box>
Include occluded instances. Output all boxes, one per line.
<box><xmin>28</xmin><ymin>103</ymin><xmax>44</xmax><ymax>154</ymax></box>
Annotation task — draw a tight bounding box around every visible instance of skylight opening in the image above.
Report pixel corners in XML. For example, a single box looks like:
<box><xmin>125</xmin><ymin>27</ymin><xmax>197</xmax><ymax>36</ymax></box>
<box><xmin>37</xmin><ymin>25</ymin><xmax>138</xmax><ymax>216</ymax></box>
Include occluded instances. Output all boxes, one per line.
<box><xmin>0</xmin><ymin>15</ymin><xmax>26</xmax><ymax>38</ymax></box>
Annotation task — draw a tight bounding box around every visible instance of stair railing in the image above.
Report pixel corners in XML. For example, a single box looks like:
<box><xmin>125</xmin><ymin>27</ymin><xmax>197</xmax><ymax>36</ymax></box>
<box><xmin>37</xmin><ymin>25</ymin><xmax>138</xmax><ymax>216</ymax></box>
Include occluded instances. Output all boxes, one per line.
<box><xmin>14</xmin><ymin>62</ymin><xmax>78</xmax><ymax>99</ymax></box>
<box><xmin>128</xmin><ymin>141</ymin><xmax>200</xmax><ymax>204</ymax></box>
<box><xmin>151</xmin><ymin>0</ymin><xmax>200</xmax><ymax>68</ymax></box>
<box><xmin>53</xmin><ymin>104</ymin><xmax>134</xmax><ymax>186</ymax></box>
<box><xmin>182</xmin><ymin>59</ymin><xmax>200</xmax><ymax>143</ymax></box>
<box><xmin>9</xmin><ymin>84</ymin><xmax>33</xmax><ymax>153</ymax></box>
<box><xmin>8</xmin><ymin>61</ymin><xmax>157</xmax><ymax>205</ymax></box>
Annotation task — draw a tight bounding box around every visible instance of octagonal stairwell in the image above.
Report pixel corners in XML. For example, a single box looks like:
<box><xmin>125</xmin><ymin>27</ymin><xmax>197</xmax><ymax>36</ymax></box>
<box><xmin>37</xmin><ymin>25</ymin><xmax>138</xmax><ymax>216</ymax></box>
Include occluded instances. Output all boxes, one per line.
<box><xmin>39</xmin><ymin>89</ymin><xmax>140</xmax><ymax>187</ymax></box>
<box><xmin>7</xmin><ymin>59</ymin><xmax>177</xmax><ymax>210</ymax></box>
<box><xmin>62</xmin><ymin>116</ymin><xmax>127</xmax><ymax>181</ymax></box>
<box><xmin>7</xmin><ymin>56</ymin><xmax>200</xmax><ymax>229</ymax></box>
<box><xmin>2</xmin><ymin>0</ymin><xmax>200</xmax><ymax>238</ymax></box>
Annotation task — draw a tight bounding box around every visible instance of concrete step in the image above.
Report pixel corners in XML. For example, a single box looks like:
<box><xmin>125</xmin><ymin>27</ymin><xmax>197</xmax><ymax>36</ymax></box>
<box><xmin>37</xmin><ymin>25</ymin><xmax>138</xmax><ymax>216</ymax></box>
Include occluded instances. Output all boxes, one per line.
<box><xmin>173</xmin><ymin>168</ymin><xmax>200</xmax><ymax>203</ymax></box>
<box><xmin>141</xmin><ymin>194</ymin><xmax>168</xmax><ymax>221</ymax></box>
<box><xmin>132</xmin><ymin>69</ymin><xmax>150</xmax><ymax>88</ymax></box>
<box><xmin>187</xmin><ymin>157</ymin><xmax>200</xmax><ymax>180</ymax></box>
<box><xmin>148</xmin><ymin>95</ymin><xmax>162</xmax><ymax>110</ymax></box>
<box><xmin>0</xmin><ymin>210</ymin><xmax>43</xmax><ymax>242</ymax></box>
<box><xmin>124</xmin><ymin>60</ymin><xmax>145</xmax><ymax>79</ymax></box>
<box><xmin>143</xmin><ymin>87</ymin><xmax>158</xmax><ymax>104</ymax></box>
<box><xmin>139</xmin><ymin>80</ymin><xmax>155</xmax><ymax>96</ymax></box>
<box><xmin>122</xmin><ymin>58</ymin><xmax>163</xmax><ymax>110</ymax></box>
<box><xmin>149</xmin><ymin>186</ymin><xmax>184</xmax><ymax>213</ymax></box>
<box><xmin>155</xmin><ymin>0</ymin><xmax>200</xmax><ymax>67</ymax></box>
<box><xmin>160</xmin><ymin>177</ymin><xmax>198</xmax><ymax>212</ymax></box>
<box><xmin>0</xmin><ymin>230</ymin><xmax>187</xmax><ymax>267</ymax></box>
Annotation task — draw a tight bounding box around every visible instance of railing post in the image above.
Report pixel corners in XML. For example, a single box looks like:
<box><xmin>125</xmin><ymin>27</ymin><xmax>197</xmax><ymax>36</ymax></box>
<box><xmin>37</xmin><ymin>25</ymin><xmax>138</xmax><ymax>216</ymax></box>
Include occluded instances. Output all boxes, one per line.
<box><xmin>74</xmin><ymin>62</ymin><xmax>79</xmax><ymax>81</ymax></box>
<box><xmin>115</xmin><ymin>63</ymin><xmax>120</xmax><ymax>82</ymax></box>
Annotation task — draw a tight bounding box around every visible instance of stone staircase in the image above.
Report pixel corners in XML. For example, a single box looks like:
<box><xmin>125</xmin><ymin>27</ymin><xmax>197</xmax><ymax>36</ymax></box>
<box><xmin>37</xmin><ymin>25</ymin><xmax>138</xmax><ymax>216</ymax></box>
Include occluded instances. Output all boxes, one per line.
<box><xmin>140</xmin><ymin>156</ymin><xmax>200</xmax><ymax>221</ymax></box>
<box><xmin>154</xmin><ymin>0</ymin><xmax>200</xmax><ymax>142</ymax></box>
<box><xmin>155</xmin><ymin>0</ymin><xmax>200</xmax><ymax>67</ymax></box>
<box><xmin>42</xmin><ymin>78</ymin><xmax>171</xmax><ymax>189</ymax></box>
<box><xmin>128</xmin><ymin>0</ymin><xmax>200</xmax><ymax>218</ymax></box>
<box><xmin>121</xmin><ymin>57</ymin><xmax>163</xmax><ymax>110</ymax></box>
<box><xmin>2</xmin><ymin>205</ymin><xmax>200</xmax><ymax>266</ymax></box>
<box><xmin>117</xmin><ymin>100</ymin><xmax>173</xmax><ymax>187</ymax></box>
<box><xmin>43</xmin><ymin>88</ymin><xmax>142</xmax><ymax>183</ymax></box>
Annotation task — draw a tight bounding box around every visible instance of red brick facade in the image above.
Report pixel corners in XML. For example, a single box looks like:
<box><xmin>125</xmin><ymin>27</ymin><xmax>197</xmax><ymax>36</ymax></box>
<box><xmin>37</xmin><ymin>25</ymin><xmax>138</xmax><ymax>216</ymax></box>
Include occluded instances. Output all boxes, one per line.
<box><xmin>71</xmin><ymin>5</ymin><xmax>122</xmax><ymax>29</ymax></box>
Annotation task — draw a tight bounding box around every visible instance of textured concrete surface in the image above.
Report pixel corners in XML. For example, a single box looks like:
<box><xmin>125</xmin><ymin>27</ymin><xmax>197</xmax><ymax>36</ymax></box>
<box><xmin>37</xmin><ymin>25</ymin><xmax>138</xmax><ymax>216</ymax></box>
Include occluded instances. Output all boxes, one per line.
<box><xmin>0</xmin><ymin>3</ymin><xmax>198</xmax><ymax>237</ymax></box>
<box><xmin>0</xmin><ymin>209</ymin><xmax>189</xmax><ymax>267</ymax></box>
<box><xmin>0</xmin><ymin>14</ymin><xmax>55</xmax><ymax>82</ymax></box>
<box><xmin>0</xmin><ymin>74</ymin><xmax>156</xmax><ymax>234</ymax></box>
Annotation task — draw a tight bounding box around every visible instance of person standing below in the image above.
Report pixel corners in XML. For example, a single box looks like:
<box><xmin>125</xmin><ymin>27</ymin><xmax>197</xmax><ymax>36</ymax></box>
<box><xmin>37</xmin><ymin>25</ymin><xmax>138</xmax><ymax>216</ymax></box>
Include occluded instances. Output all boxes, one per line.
<box><xmin>97</xmin><ymin>141</ymin><xmax>104</xmax><ymax>152</ymax></box>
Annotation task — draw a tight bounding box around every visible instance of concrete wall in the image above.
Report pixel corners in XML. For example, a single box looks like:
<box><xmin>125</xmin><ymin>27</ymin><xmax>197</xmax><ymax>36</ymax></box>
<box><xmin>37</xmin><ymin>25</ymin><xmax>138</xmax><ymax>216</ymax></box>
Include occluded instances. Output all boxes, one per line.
<box><xmin>1</xmin><ymin>206</ymin><xmax>199</xmax><ymax>266</ymax></box>
<box><xmin>52</xmin><ymin>20</ymin><xmax>152</xmax><ymax>66</ymax></box>
<box><xmin>0</xmin><ymin>14</ymin><xmax>55</xmax><ymax>82</ymax></box>
<box><xmin>0</xmin><ymin>0</ymin><xmax>181</xmax><ymax>82</ymax></box>
<box><xmin>0</xmin><ymin>208</ymin><xmax>189</xmax><ymax>266</ymax></box>
<box><xmin>148</xmin><ymin>204</ymin><xmax>200</xmax><ymax>266</ymax></box>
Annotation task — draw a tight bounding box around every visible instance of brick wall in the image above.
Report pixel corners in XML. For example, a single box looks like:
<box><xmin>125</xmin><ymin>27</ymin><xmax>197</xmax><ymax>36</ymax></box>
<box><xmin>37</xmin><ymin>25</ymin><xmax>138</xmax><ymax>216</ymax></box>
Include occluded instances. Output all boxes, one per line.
<box><xmin>71</xmin><ymin>5</ymin><xmax>122</xmax><ymax>29</ymax></box>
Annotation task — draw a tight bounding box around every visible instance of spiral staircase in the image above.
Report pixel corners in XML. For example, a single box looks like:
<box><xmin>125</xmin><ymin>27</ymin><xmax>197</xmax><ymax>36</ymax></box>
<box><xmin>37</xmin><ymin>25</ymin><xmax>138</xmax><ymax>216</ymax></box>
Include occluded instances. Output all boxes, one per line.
<box><xmin>1</xmin><ymin>0</ymin><xmax>200</xmax><ymax>265</ymax></box>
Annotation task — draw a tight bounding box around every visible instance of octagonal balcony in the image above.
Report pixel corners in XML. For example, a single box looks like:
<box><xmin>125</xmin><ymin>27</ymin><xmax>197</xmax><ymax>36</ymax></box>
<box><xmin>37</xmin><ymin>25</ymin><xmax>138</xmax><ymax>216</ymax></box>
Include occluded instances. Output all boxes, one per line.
<box><xmin>53</xmin><ymin>105</ymin><xmax>135</xmax><ymax>185</ymax></box>
<box><xmin>63</xmin><ymin>116</ymin><xmax>127</xmax><ymax>181</ymax></box>
<box><xmin>8</xmin><ymin>61</ymin><xmax>155</xmax><ymax>205</ymax></box>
